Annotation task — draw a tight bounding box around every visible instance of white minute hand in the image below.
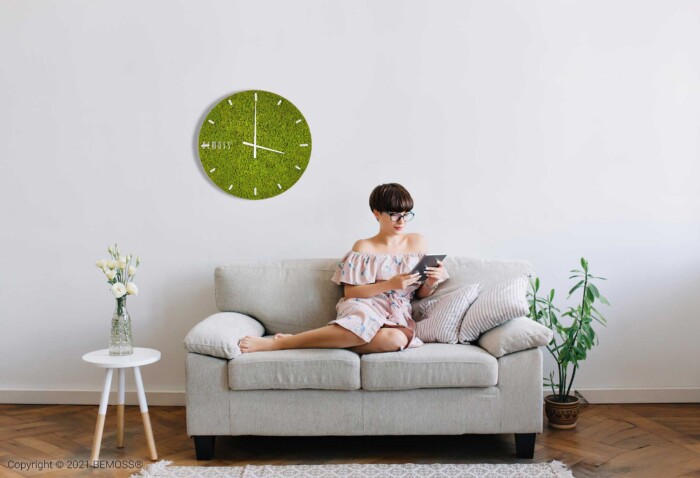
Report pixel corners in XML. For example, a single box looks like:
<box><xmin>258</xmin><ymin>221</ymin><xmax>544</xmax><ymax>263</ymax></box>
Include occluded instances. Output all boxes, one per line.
<box><xmin>253</xmin><ymin>95</ymin><xmax>257</xmax><ymax>159</ymax></box>
<box><xmin>242</xmin><ymin>141</ymin><xmax>285</xmax><ymax>155</ymax></box>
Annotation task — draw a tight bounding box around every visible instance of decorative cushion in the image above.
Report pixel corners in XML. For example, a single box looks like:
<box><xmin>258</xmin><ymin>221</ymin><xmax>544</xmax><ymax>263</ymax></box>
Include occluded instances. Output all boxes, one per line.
<box><xmin>360</xmin><ymin>343</ymin><xmax>498</xmax><ymax>390</ymax></box>
<box><xmin>416</xmin><ymin>284</ymin><xmax>481</xmax><ymax>344</ymax></box>
<box><xmin>183</xmin><ymin>312</ymin><xmax>264</xmax><ymax>359</ymax></box>
<box><xmin>477</xmin><ymin>316</ymin><xmax>554</xmax><ymax>358</ymax></box>
<box><xmin>229</xmin><ymin>344</ymin><xmax>361</xmax><ymax>390</ymax></box>
<box><xmin>458</xmin><ymin>276</ymin><xmax>530</xmax><ymax>344</ymax></box>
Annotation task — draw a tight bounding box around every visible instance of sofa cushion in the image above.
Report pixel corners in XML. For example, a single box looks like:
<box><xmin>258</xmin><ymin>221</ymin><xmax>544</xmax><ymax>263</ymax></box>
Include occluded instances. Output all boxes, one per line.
<box><xmin>459</xmin><ymin>276</ymin><xmax>530</xmax><ymax>343</ymax></box>
<box><xmin>360</xmin><ymin>344</ymin><xmax>498</xmax><ymax>390</ymax></box>
<box><xmin>215</xmin><ymin>260</ymin><xmax>344</xmax><ymax>334</ymax></box>
<box><xmin>416</xmin><ymin>284</ymin><xmax>481</xmax><ymax>344</ymax></box>
<box><xmin>477</xmin><ymin>316</ymin><xmax>553</xmax><ymax>358</ymax></box>
<box><xmin>183</xmin><ymin>312</ymin><xmax>265</xmax><ymax>359</ymax></box>
<box><xmin>228</xmin><ymin>345</ymin><xmax>361</xmax><ymax>391</ymax></box>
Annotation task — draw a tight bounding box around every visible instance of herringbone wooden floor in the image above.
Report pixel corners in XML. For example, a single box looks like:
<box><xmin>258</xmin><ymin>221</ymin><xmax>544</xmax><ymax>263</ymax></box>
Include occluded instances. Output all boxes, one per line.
<box><xmin>0</xmin><ymin>402</ymin><xmax>698</xmax><ymax>477</ymax></box>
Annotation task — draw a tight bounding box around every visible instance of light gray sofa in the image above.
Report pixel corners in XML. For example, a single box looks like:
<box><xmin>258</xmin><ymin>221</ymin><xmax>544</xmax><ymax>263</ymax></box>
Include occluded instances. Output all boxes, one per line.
<box><xmin>184</xmin><ymin>256</ymin><xmax>543</xmax><ymax>460</ymax></box>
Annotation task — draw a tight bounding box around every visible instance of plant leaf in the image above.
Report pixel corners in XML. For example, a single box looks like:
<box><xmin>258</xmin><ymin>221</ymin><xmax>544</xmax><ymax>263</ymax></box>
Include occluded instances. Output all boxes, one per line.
<box><xmin>586</xmin><ymin>287</ymin><xmax>595</xmax><ymax>302</ymax></box>
<box><xmin>568</xmin><ymin>280</ymin><xmax>584</xmax><ymax>296</ymax></box>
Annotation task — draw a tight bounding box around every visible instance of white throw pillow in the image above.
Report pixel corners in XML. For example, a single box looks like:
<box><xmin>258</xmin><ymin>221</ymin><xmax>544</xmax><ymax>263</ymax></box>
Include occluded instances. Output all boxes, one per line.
<box><xmin>477</xmin><ymin>316</ymin><xmax>553</xmax><ymax>357</ymax></box>
<box><xmin>416</xmin><ymin>284</ymin><xmax>481</xmax><ymax>344</ymax></box>
<box><xmin>458</xmin><ymin>276</ymin><xmax>530</xmax><ymax>344</ymax></box>
<box><xmin>183</xmin><ymin>312</ymin><xmax>264</xmax><ymax>359</ymax></box>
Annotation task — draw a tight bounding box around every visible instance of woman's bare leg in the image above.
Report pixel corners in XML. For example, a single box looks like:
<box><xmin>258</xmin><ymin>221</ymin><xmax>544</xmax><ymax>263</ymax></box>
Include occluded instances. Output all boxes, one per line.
<box><xmin>239</xmin><ymin>324</ymin><xmax>366</xmax><ymax>353</ymax></box>
<box><xmin>348</xmin><ymin>329</ymin><xmax>408</xmax><ymax>354</ymax></box>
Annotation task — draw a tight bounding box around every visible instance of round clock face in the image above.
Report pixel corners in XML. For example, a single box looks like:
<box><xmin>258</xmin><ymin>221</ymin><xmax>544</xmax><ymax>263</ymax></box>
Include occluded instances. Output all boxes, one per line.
<box><xmin>198</xmin><ymin>90</ymin><xmax>312</xmax><ymax>199</ymax></box>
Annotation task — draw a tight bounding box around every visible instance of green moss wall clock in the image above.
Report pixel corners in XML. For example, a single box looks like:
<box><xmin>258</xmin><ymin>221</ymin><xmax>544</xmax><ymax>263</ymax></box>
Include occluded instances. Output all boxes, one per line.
<box><xmin>198</xmin><ymin>90</ymin><xmax>312</xmax><ymax>199</ymax></box>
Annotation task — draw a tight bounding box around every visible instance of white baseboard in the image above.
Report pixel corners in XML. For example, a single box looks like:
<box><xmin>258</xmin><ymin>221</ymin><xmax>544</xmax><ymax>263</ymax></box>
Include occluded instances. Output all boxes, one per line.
<box><xmin>0</xmin><ymin>389</ymin><xmax>186</xmax><ymax>406</ymax></box>
<box><xmin>574</xmin><ymin>387</ymin><xmax>700</xmax><ymax>404</ymax></box>
<box><xmin>1</xmin><ymin>388</ymin><xmax>698</xmax><ymax>407</ymax></box>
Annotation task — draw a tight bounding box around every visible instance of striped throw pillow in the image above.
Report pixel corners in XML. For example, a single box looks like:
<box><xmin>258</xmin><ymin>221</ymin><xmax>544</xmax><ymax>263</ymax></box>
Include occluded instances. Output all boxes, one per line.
<box><xmin>416</xmin><ymin>284</ymin><xmax>481</xmax><ymax>344</ymax></box>
<box><xmin>458</xmin><ymin>276</ymin><xmax>530</xmax><ymax>344</ymax></box>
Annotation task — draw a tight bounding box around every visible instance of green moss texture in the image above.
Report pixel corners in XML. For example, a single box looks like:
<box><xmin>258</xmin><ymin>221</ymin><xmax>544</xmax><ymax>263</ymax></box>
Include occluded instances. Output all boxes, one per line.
<box><xmin>198</xmin><ymin>90</ymin><xmax>312</xmax><ymax>200</ymax></box>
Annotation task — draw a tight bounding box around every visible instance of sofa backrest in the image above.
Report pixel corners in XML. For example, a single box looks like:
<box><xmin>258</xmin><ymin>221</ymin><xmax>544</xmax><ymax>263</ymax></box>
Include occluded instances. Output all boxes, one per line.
<box><xmin>215</xmin><ymin>257</ymin><xmax>534</xmax><ymax>335</ymax></box>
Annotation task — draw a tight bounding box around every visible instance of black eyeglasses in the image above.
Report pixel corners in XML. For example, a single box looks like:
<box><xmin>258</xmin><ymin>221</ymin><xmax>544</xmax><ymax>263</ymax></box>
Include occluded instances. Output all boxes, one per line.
<box><xmin>386</xmin><ymin>211</ymin><xmax>415</xmax><ymax>223</ymax></box>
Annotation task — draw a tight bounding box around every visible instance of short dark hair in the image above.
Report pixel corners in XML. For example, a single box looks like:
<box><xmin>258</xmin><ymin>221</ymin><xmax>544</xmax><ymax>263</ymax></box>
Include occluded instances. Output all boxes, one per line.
<box><xmin>369</xmin><ymin>183</ymin><xmax>414</xmax><ymax>213</ymax></box>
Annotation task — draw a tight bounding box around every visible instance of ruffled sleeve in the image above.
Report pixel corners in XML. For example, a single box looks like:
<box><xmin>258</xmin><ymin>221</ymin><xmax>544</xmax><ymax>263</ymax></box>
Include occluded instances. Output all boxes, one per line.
<box><xmin>331</xmin><ymin>251</ymin><xmax>376</xmax><ymax>286</ymax></box>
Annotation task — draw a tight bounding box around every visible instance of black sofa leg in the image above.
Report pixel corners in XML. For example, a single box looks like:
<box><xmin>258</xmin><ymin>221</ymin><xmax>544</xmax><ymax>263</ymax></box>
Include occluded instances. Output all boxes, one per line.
<box><xmin>193</xmin><ymin>435</ymin><xmax>216</xmax><ymax>460</ymax></box>
<box><xmin>514</xmin><ymin>433</ymin><xmax>536</xmax><ymax>458</ymax></box>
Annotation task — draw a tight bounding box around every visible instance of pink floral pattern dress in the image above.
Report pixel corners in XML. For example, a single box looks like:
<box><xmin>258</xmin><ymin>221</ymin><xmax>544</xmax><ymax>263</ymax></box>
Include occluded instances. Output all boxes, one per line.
<box><xmin>329</xmin><ymin>250</ymin><xmax>449</xmax><ymax>350</ymax></box>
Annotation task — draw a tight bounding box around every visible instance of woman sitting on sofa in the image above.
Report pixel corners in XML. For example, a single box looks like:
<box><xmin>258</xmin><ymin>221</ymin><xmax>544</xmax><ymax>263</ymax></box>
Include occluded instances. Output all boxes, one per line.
<box><xmin>239</xmin><ymin>182</ymin><xmax>449</xmax><ymax>354</ymax></box>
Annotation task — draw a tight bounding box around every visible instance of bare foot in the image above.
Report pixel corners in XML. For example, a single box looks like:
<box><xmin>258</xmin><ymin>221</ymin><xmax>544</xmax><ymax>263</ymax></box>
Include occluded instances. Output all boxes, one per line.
<box><xmin>273</xmin><ymin>333</ymin><xmax>292</xmax><ymax>340</ymax></box>
<box><xmin>239</xmin><ymin>335</ymin><xmax>280</xmax><ymax>353</ymax></box>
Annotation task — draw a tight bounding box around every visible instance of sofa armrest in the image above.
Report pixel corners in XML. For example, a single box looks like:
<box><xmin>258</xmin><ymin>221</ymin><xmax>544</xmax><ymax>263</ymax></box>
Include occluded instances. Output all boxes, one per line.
<box><xmin>477</xmin><ymin>316</ymin><xmax>553</xmax><ymax>358</ymax></box>
<box><xmin>183</xmin><ymin>312</ymin><xmax>265</xmax><ymax>359</ymax></box>
<box><xmin>497</xmin><ymin>347</ymin><xmax>544</xmax><ymax>433</ymax></box>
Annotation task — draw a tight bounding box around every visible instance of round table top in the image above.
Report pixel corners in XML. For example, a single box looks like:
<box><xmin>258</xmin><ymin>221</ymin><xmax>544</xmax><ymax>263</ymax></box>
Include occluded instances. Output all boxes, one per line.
<box><xmin>82</xmin><ymin>347</ymin><xmax>161</xmax><ymax>368</ymax></box>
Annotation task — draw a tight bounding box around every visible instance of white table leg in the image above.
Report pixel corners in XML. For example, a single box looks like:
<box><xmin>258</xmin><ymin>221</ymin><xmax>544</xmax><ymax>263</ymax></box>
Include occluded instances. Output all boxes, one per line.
<box><xmin>90</xmin><ymin>368</ymin><xmax>113</xmax><ymax>466</ymax></box>
<box><xmin>133</xmin><ymin>366</ymin><xmax>157</xmax><ymax>460</ymax></box>
<box><xmin>117</xmin><ymin>368</ymin><xmax>125</xmax><ymax>448</ymax></box>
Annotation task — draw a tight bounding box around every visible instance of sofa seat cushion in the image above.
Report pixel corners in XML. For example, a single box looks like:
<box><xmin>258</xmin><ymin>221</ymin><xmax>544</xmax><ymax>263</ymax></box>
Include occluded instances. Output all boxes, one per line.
<box><xmin>360</xmin><ymin>344</ymin><xmax>498</xmax><ymax>390</ymax></box>
<box><xmin>228</xmin><ymin>345</ymin><xmax>361</xmax><ymax>391</ymax></box>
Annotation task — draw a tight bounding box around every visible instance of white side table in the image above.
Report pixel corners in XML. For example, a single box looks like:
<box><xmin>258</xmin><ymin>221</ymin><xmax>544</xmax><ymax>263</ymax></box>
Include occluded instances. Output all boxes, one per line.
<box><xmin>82</xmin><ymin>347</ymin><xmax>160</xmax><ymax>465</ymax></box>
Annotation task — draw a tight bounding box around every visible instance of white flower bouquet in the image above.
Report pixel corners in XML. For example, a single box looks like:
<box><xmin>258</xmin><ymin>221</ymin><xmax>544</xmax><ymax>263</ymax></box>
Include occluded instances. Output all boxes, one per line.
<box><xmin>96</xmin><ymin>243</ymin><xmax>140</xmax><ymax>299</ymax></box>
<box><xmin>96</xmin><ymin>243</ymin><xmax>140</xmax><ymax>355</ymax></box>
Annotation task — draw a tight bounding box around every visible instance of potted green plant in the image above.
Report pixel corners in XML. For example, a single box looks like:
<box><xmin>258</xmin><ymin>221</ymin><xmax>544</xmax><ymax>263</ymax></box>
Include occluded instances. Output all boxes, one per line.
<box><xmin>527</xmin><ymin>258</ymin><xmax>609</xmax><ymax>429</ymax></box>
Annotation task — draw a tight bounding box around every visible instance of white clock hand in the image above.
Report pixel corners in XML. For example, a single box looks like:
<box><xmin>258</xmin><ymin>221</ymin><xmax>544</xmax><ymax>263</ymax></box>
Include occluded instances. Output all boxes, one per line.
<box><xmin>253</xmin><ymin>93</ymin><xmax>258</xmax><ymax>159</ymax></box>
<box><xmin>242</xmin><ymin>141</ymin><xmax>285</xmax><ymax>155</ymax></box>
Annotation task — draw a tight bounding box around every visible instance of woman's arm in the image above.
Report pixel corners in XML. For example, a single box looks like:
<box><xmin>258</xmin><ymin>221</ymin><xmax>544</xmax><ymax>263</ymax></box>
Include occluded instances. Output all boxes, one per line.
<box><xmin>415</xmin><ymin>260</ymin><xmax>448</xmax><ymax>298</ymax></box>
<box><xmin>344</xmin><ymin>273</ymin><xmax>421</xmax><ymax>299</ymax></box>
<box><xmin>344</xmin><ymin>281</ymin><xmax>395</xmax><ymax>299</ymax></box>
<box><xmin>412</xmin><ymin>233</ymin><xmax>445</xmax><ymax>299</ymax></box>
<box><xmin>345</xmin><ymin>277</ymin><xmax>437</xmax><ymax>300</ymax></box>
<box><xmin>415</xmin><ymin>280</ymin><xmax>439</xmax><ymax>299</ymax></box>
<box><xmin>413</xmin><ymin>233</ymin><xmax>435</xmax><ymax>299</ymax></box>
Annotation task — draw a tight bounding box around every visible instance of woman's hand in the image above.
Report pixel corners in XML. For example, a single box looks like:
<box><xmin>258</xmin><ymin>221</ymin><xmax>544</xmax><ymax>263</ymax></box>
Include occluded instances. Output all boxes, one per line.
<box><xmin>425</xmin><ymin>260</ymin><xmax>448</xmax><ymax>288</ymax></box>
<box><xmin>388</xmin><ymin>272</ymin><xmax>422</xmax><ymax>290</ymax></box>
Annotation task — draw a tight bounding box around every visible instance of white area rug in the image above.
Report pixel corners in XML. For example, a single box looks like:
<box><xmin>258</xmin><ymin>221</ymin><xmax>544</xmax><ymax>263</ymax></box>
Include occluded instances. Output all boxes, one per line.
<box><xmin>131</xmin><ymin>460</ymin><xmax>575</xmax><ymax>477</ymax></box>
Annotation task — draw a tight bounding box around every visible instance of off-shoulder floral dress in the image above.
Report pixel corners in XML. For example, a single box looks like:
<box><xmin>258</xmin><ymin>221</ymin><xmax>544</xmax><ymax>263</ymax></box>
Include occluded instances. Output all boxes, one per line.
<box><xmin>329</xmin><ymin>250</ymin><xmax>449</xmax><ymax>350</ymax></box>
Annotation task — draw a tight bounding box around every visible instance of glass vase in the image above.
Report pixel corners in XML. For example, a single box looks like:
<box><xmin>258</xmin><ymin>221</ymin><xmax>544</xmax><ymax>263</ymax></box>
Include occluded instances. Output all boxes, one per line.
<box><xmin>110</xmin><ymin>297</ymin><xmax>133</xmax><ymax>355</ymax></box>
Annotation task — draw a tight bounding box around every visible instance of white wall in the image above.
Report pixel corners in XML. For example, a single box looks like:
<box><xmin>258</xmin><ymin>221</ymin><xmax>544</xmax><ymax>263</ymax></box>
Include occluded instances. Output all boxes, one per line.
<box><xmin>1</xmin><ymin>0</ymin><xmax>698</xmax><ymax>405</ymax></box>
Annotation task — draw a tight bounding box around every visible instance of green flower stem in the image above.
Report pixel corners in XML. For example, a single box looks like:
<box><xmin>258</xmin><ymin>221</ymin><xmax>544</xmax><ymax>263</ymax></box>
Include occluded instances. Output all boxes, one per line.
<box><xmin>564</xmin><ymin>273</ymin><xmax>588</xmax><ymax>398</ymax></box>
<box><xmin>566</xmin><ymin>365</ymin><xmax>578</xmax><ymax>400</ymax></box>
<box><xmin>116</xmin><ymin>296</ymin><xmax>126</xmax><ymax>315</ymax></box>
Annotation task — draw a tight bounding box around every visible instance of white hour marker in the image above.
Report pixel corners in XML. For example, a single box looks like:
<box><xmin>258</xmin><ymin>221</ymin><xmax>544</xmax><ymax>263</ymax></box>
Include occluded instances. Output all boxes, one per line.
<box><xmin>300</xmin><ymin>143</ymin><xmax>308</xmax><ymax>147</ymax></box>
<box><xmin>277</xmin><ymin>183</ymin><xmax>282</xmax><ymax>189</ymax></box>
<box><xmin>277</xmin><ymin>100</ymin><xmax>283</xmax><ymax>106</ymax></box>
<box><xmin>228</xmin><ymin>99</ymin><xmax>232</xmax><ymax>105</ymax></box>
<box><xmin>254</xmin><ymin>187</ymin><xmax>257</xmax><ymax>196</ymax></box>
<box><xmin>228</xmin><ymin>185</ymin><xmax>233</xmax><ymax>191</ymax></box>
<box><xmin>208</xmin><ymin>120</ymin><xmax>215</xmax><ymax>124</ymax></box>
<box><xmin>254</xmin><ymin>93</ymin><xmax>258</xmax><ymax>101</ymax></box>
<box><xmin>209</xmin><ymin>168</ymin><xmax>216</xmax><ymax>173</ymax></box>
<box><xmin>295</xmin><ymin>165</ymin><xmax>301</xmax><ymax>170</ymax></box>
<box><xmin>295</xmin><ymin>119</ymin><xmax>302</xmax><ymax>124</ymax></box>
